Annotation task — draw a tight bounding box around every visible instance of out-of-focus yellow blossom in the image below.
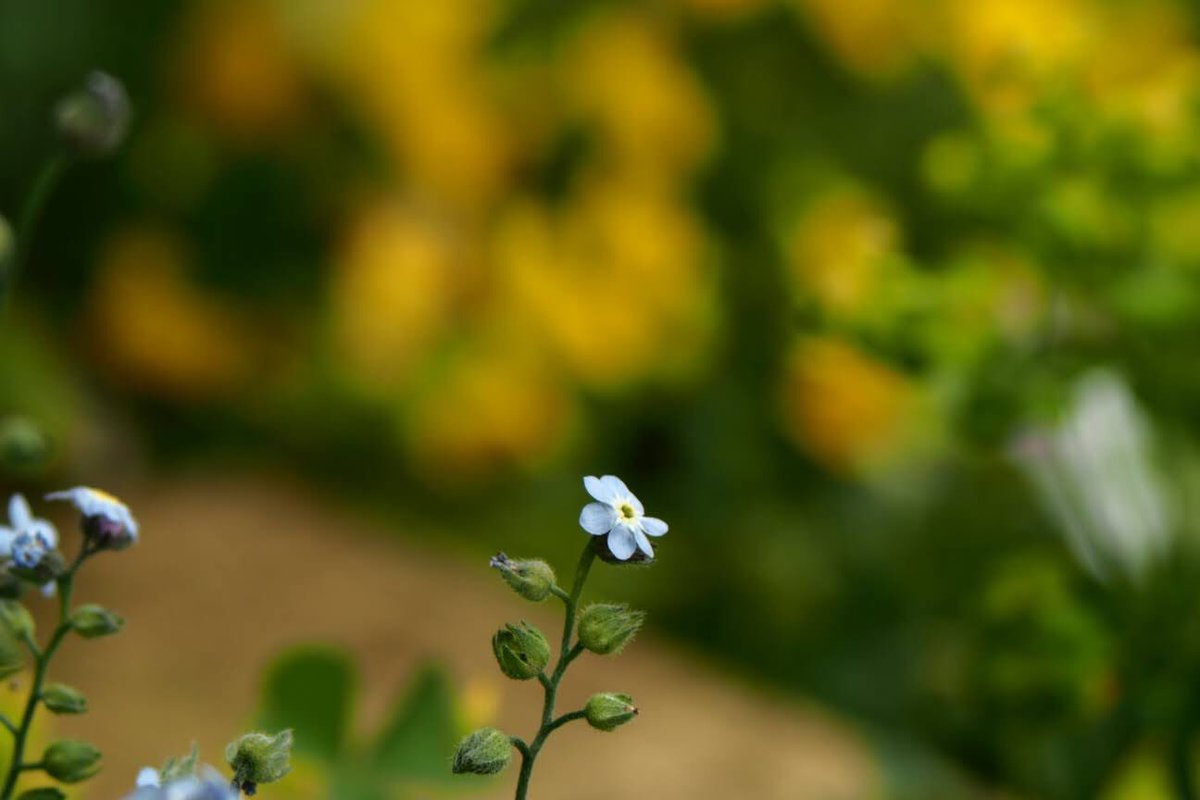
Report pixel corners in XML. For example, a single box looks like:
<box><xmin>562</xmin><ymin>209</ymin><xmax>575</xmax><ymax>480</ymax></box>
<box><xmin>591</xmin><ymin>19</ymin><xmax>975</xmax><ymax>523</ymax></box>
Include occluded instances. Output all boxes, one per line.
<box><xmin>335</xmin><ymin>0</ymin><xmax>512</xmax><ymax>208</ymax></box>
<box><xmin>494</xmin><ymin>184</ymin><xmax>716</xmax><ymax>390</ymax></box>
<box><xmin>88</xmin><ymin>226</ymin><xmax>255</xmax><ymax>400</ymax></box>
<box><xmin>779</xmin><ymin>337</ymin><xmax>918</xmax><ymax>475</ymax></box>
<box><xmin>567</xmin><ymin>14</ymin><xmax>715</xmax><ymax>182</ymax></box>
<box><xmin>785</xmin><ymin>189</ymin><xmax>900</xmax><ymax>318</ymax></box>
<box><xmin>456</xmin><ymin>676</ymin><xmax>501</xmax><ymax>732</ymax></box>
<box><xmin>177</xmin><ymin>0</ymin><xmax>307</xmax><ymax>142</ymax></box>
<box><xmin>791</xmin><ymin>0</ymin><xmax>935</xmax><ymax>78</ymax></box>
<box><xmin>331</xmin><ymin>202</ymin><xmax>458</xmax><ymax>396</ymax></box>
<box><xmin>405</xmin><ymin>334</ymin><xmax>573</xmax><ymax>482</ymax></box>
<box><xmin>944</xmin><ymin>0</ymin><xmax>1093</xmax><ymax>115</ymax></box>
<box><xmin>1100</xmin><ymin>744</ymin><xmax>1173</xmax><ymax>800</ymax></box>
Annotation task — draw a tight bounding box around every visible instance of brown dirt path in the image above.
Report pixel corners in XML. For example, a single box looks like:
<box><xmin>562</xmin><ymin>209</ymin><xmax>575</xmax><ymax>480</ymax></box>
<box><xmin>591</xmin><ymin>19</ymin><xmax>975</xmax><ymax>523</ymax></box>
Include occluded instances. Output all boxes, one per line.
<box><xmin>17</xmin><ymin>475</ymin><xmax>877</xmax><ymax>799</ymax></box>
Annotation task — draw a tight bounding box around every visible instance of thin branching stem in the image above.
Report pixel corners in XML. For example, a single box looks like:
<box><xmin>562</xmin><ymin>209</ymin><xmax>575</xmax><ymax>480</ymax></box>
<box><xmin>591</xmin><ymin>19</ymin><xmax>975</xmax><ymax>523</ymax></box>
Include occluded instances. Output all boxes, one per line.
<box><xmin>1</xmin><ymin>155</ymin><xmax>69</xmax><ymax>313</ymax></box>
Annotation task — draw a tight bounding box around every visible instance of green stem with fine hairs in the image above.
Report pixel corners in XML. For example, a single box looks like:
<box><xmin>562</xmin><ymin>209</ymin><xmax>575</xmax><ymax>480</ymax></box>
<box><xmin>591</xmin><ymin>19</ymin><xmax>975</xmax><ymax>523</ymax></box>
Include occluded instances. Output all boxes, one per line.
<box><xmin>0</xmin><ymin>539</ymin><xmax>94</xmax><ymax>800</ymax></box>
<box><xmin>512</xmin><ymin>542</ymin><xmax>595</xmax><ymax>800</ymax></box>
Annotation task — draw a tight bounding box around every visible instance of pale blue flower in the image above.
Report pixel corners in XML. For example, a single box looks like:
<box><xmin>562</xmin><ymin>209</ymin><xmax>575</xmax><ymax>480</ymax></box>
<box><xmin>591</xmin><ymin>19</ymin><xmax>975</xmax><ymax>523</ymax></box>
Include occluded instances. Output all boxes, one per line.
<box><xmin>128</xmin><ymin>765</ymin><xmax>236</xmax><ymax>800</ymax></box>
<box><xmin>46</xmin><ymin>486</ymin><xmax>139</xmax><ymax>545</ymax></box>
<box><xmin>0</xmin><ymin>494</ymin><xmax>57</xmax><ymax>560</ymax></box>
<box><xmin>579</xmin><ymin>475</ymin><xmax>667</xmax><ymax>560</ymax></box>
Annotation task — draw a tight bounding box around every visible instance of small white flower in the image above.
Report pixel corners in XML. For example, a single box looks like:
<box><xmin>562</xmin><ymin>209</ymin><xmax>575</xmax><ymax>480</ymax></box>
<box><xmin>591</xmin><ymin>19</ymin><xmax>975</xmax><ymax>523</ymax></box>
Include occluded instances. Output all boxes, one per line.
<box><xmin>579</xmin><ymin>475</ymin><xmax>668</xmax><ymax>560</ymax></box>
<box><xmin>127</xmin><ymin>766</ymin><xmax>236</xmax><ymax>800</ymax></box>
<box><xmin>46</xmin><ymin>486</ymin><xmax>139</xmax><ymax>545</ymax></box>
<box><xmin>10</xmin><ymin>531</ymin><xmax>51</xmax><ymax>569</ymax></box>
<box><xmin>0</xmin><ymin>494</ymin><xmax>58</xmax><ymax>559</ymax></box>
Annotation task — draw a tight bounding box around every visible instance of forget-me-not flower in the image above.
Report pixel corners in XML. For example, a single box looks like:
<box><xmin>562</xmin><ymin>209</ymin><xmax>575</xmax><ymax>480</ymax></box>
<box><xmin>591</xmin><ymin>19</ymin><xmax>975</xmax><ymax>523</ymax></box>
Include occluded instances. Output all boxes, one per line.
<box><xmin>129</xmin><ymin>765</ymin><xmax>237</xmax><ymax>800</ymax></box>
<box><xmin>46</xmin><ymin>486</ymin><xmax>139</xmax><ymax>547</ymax></box>
<box><xmin>579</xmin><ymin>475</ymin><xmax>667</xmax><ymax>560</ymax></box>
<box><xmin>0</xmin><ymin>494</ymin><xmax>58</xmax><ymax>562</ymax></box>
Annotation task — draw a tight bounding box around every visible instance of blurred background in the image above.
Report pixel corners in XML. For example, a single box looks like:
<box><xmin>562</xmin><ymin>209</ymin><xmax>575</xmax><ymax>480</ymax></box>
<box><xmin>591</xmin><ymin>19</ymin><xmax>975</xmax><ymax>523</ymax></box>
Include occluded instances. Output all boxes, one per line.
<box><xmin>4</xmin><ymin>0</ymin><xmax>1200</xmax><ymax>796</ymax></box>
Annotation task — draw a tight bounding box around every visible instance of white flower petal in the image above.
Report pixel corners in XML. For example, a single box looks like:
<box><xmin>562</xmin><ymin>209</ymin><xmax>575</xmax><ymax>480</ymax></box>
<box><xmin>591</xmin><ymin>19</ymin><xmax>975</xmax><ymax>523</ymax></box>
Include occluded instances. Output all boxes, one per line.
<box><xmin>634</xmin><ymin>527</ymin><xmax>654</xmax><ymax>558</ymax></box>
<box><xmin>626</xmin><ymin>492</ymin><xmax>644</xmax><ymax>515</ymax></box>
<box><xmin>584</xmin><ymin>475</ymin><xmax>615</xmax><ymax>503</ymax></box>
<box><xmin>642</xmin><ymin>517</ymin><xmax>668</xmax><ymax>537</ymax></box>
<box><xmin>8</xmin><ymin>494</ymin><xmax>31</xmax><ymax>528</ymax></box>
<box><xmin>599</xmin><ymin>475</ymin><xmax>631</xmax><ymax>502</ymax></box>
<box><xmin>136</xmin><ymin>767</ymin><xmax>161</xmax><ymax>788</ymax></box>
<box><xmin>607</xmin><ymin>527</ymin><xmax>637</xmax><ymax>560</ymax></box>
<box><xmin>580</xmin><ymin>502</ymin><xmax>617</xmax><ymax>535</ymax></box>
<box><xmin>30</xmin><ymin>519</ymin><xmax>57</xmax><ymax>548</ymax></box>
<box><xmin>0</xmin><ymin>527</ymin><xmax>15</xmax><ymax>558</ymax></box>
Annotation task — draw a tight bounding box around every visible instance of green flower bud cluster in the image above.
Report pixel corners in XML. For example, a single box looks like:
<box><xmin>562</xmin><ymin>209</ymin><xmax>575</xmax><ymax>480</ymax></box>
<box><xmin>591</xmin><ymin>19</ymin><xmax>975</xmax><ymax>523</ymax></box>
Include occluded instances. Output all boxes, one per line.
<box><xmin>493</xmin><ymin>621</ymin><xmax>551</xmax><ymax>680</ymax></box>
<box><xmin>43</xmin><ymin>740</ymin><xmax>102</xmax><ymax>783</ymax></box>
<box><xmin>225</xmin><ymin>729</ymin><xmax>293</xmax><ymax>795</ymax></box>
<box><xmin>452</xmin><ymin>727</ymin><xmax>513</xmax><ymax>775</ymax></box>
<box><xmin>585</xmin><ymin>693</ymin><xmax>638</xmax><ymax>732</ymax></box>
<box><xmin>577</xmin><ymin>603</ymin><xmax>645</xmax><ymax>655</ymax></box>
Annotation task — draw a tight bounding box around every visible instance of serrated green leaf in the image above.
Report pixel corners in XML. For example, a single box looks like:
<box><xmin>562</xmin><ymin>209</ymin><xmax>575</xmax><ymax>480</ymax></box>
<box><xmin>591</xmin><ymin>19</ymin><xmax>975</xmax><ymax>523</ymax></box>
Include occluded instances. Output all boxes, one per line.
<box><xmin>258</xmin><ymin>645</ymin><xmax>354</xmax><ymax>762</ymax></box>
<box><xmin>370</xmin><ymin>664</ymin><xmax>458</xmax><ymax>781</ymax></box>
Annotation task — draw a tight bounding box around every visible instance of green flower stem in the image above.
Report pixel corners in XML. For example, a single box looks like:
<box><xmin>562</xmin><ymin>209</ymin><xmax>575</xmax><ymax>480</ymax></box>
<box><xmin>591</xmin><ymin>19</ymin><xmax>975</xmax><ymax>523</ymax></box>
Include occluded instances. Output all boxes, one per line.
<box><xmin>0</xmin><ymin>717</ymin><xmax>14</xmax><ymax>736</ymax></box>
<box><xmin>0</xmin><ymin>541</ymin><xmax>93</xmax><ymax>800</ymax></box>
<box><xmin>0</xmin><ymin>155</ymin><xmax>69</xmax><ymax>313</ymax></box>
<box><xmin>513</xmin><ymin>542</ymin><xmax>596</xmax><ymax>800</ymax></box>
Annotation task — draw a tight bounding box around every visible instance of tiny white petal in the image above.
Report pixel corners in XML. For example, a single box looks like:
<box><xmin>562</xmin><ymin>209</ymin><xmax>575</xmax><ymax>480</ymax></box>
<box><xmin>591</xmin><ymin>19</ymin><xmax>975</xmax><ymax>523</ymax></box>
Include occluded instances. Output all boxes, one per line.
<box><xmin>580</xmin><ymin>503</ymin><xmax>617</xmax><ymax>535</ymax></box>
<box><xmin>633</xmin><ymin>527</ymin><xmax>654</xmax><ymax>558</ymax></box>
<box><xmin>598</xmin><ymin>475</ymin><xmax>630</xmax><ymax>503</ymax></box>
<box><xmin>30</xmin><ymin>519</ymin><xmax>57</xmax><ymax>548</ymax></box>
<box><xmin>0</xmin><ymin>527</ymin><xmax>15</xmax><ymax>558</ymax></box>
<box><xmin>583</xmin><ymin>476</ymin><xmax>609</xmax><ymax>503</ymax></box>
<box><xmin>136</xmin><ymin>767</ymin><xmax>160</xmax><ymax>788</ymax></box>
<box><xmin>642</xmin><ymin>517</ymin><xmax>668</xmax><ymax>537</ymax></box>
<box><xmin>607</xmin><ymin>527</ymin><xmax>637</xmax><ymax>560</ymax></box>
<box><xmin>8</xmin><ymin>494</ymin><xmax>31</xmax><ymax>529</ymax></box>
<box><xmin>626</xmin><ymin>492</ymin><xmax>645</xmax><ymax>516</ymax></box>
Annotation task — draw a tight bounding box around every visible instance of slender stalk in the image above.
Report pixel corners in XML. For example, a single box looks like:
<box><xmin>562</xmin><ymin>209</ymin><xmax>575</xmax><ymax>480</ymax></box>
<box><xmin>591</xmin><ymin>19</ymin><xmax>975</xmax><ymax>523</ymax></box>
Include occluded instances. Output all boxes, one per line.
<box><xmin>513</xmin><ymin>542</ymin><xmax>596</xmax><ymax>800</ymax></box>
<box><xmin>0</xmin><ymin>541</ymin><xmax>91</xmax><ymax>799</ymax></box>
<box><xmin>0</xmin><ymin>155</ymin><xmax>69</xmax><ymax>313</ymax></box>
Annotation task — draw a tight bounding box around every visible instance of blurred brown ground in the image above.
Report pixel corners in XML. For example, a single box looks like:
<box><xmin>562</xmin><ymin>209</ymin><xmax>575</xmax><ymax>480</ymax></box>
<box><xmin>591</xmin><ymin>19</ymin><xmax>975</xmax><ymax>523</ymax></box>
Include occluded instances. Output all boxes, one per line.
<box><xmin>15</xmin><ymin>475</ymin><xmax>876</xmax><ymax>799</ymax></box>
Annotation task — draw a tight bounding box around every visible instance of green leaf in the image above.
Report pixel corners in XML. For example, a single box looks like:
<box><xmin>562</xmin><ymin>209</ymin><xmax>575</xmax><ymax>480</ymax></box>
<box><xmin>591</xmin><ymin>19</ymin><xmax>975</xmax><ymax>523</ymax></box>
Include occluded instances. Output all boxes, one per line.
<box><xmin>16</xmin><ymin>790</ymin><xmax>66</xmax><ymax>800</ymax></box>
<box><xmin>370</xmin><ymin>663</ymin><xmax>458</xmax><ymax>781</ymax></box>
<box><xmin>258</xmin><ymin>646</ymin><xmax>354</xmax><ymax>762</ymax></box>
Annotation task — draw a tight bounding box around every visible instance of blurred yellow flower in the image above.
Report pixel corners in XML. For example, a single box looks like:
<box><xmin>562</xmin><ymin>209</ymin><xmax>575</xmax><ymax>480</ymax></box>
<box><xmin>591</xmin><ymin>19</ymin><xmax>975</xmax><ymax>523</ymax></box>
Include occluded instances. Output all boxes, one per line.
<box><xmin>456</xmin><ymin>676</ymin><xmax>501</xmax><ymax>732</ymax></box>
<box><xmin>1150</xmin><ymin>189</ymin><xmax>1200</xmax><ymax>266</ymax></box>
<box><xmin>785</xmin><ymin>188</ymin><xmax>900</xmax><ymax>318</ymax></box>
<box><xmin>88</xmin><ymin>226</ymin><xmax>256</xmax><ymax>400</ymax></box>
<box><xmin>330</xmin><ymin>201</ymin><xmax>458</xmax><ymax>396</ymax></box>
<box><xmin>177</xmin><ymin>0</ymin><xmax>307</xmax><ymax>142</ymax></box>
<box><xmin>792</xmin><ymin>0</ymin><xmax>935</xmax><ymax>78</ymax></box>
<box><xmin>779</xmin><ymin>337</ymin><xmax>917</xmax><ymax>474</ymax></box>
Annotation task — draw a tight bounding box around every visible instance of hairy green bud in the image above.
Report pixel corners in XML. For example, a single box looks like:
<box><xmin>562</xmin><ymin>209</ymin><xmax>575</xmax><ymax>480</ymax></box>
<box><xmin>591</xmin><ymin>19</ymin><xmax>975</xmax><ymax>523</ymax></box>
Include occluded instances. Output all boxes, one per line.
<box><xmin>0</xmin><ymin>599</ymin><xmax>34</xmax><ymax>640</ymax></box>
<box><xmin>41</xmin><ymin>684</ymin><xmax>87</xmax><ymax>715</ymax></box>
<box><xmin>16</xmin><ymin>789</ymin><xmax>66</xmax><ymax>800</ymax></box>
<box><xmin>226</xmin><ymin>729</ymin><xmax>293</xmax><ymax>794</ymax></box>
<box><xmin>54</xmin><ymin>71</ymin><xmax>130</xmax><ymax>158</ymax></box>
<box><xmin>576</xmin><ymin>603</ymin><xmax>645</xmax><ymax>655</ymax></box>
<box><xmin>584</xmin><ymin>693</ymin><xmax>638</xmax><ymax>732</ymax></box>
<box><xmin>451</xmin><ymin>727</ymin><xmax>512</xmax><ymax>775</ymax></box>
<box><xmin>489</xmin><ymin>552</ymin><xmax>556</xmax><ymax>602</ymax></box>
<box><xmin>43</xmin><ymin>740</ymin><xmax>102</xmax><ymax>783</ymax></box>
<box><xmin>68</xmin><ymin>605</ymin><xmax>123</xmax><ymax>638</ymax></box>
<box><xmin>492</xmin><ymin>621</ymin><xmax>550</xmax><ymax>680</ymax></box>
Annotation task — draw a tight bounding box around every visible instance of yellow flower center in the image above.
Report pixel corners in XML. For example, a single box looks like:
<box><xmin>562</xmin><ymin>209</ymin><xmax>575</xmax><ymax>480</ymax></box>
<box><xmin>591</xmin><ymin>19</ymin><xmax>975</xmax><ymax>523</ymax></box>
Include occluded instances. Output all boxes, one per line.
<box><xmin>618</xmin><ymin>502</ymin><xmax>637</xmax><ymax>520</ymax></box>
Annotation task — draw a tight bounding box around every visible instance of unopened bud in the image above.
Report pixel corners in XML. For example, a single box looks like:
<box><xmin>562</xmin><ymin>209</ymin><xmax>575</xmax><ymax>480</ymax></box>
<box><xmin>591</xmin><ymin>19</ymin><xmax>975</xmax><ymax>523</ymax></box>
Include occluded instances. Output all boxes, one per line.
<box><xmin>489</xmin><ymin>552</ymin><xmax>556</xmax><ymax>602</ymax></box>
<box><xmin>68</xmin><ymin>604</ymin><xmax>123</xmax><ymax>638</ymax></box>
<box><xmin>576</xmin><ymin>603</ymin><xmax>644</xmax><ymax>655</ymax></box>
<box><xmin>584</xmin><ymin>693</ymin><xmax>638</xmax><ymax>732</ymax></box>
<box><xmin>492</xmin><ymin>621</ymin><xmax>550</xmax><ymax>680</ymax></box>
<box><xmin>0</xmin><ymin>599</ymin><xmax>34</xmax><ymax>640</ymax></box>
<box><xmin>451</xmin><ymin>727</ymin><xmax>512</xmax><ymax>775</ymax></box>
<box><xmin>41</xmin><ymin>684</ymin><xmax>87</xmax><ymax>714</ymax></box>
<box><xmin>54</xmin><ymin>71</ymin><xmax>130</xmax><ymax>158</ymax></box>
<box><xmin>43</xmin><ymin>740</ymin><xmax>102</xmax><ymax>783</ymax></box>
<box><xmin>225</xmin><ymin>729</ymin><xmax>292</xmax><ymax>795</ymax></box>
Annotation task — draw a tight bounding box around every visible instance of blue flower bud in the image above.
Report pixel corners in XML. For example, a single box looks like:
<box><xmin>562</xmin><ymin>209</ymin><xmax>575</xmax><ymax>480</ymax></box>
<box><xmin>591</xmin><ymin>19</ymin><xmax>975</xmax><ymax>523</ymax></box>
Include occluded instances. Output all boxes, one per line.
<box><xmin>489</xmin><ymin>552</ymin><xmax>557</xmax><ymax>602</ymax></box>
<box><xmin>54</xmin><ymin>72</ymin><xmax>130</xmax><ymax>158</ymax></box>
<box><xmin>225</xmin><ymin>730</ymin><xmax>292</xmax><ymax>795</ymax></box>
<box><xmin>492</xmin><ymin>621</ymin><xmax>550</xmax><ymax>680</ymax></box>
<box><xmin>42</xmin><ymin>683</ymin><xmax>87</xmax><ymax>714</ymax></box>
<box><xmin>68</xmin><ymin>604</ymin><xmax>124</xmax><ymax>638</ymax></box>
<box><xmin>584</xmin><ymin>693</ymin><xmax>638</xmax><ymax>732</ymax></box>
<box><xmin>451</xmin><ymin>728</ymin><xmax>512</xmax><ymax>775</ymax></box>
<box><xmin>43</xmin><ymin>740</ymin><xmax>102</xmax><ymax>783</ymax></box>
<box><xmin>576</xmin><ymin>603</ymin><xmax>645</xmax><ymax>655</ymax></box>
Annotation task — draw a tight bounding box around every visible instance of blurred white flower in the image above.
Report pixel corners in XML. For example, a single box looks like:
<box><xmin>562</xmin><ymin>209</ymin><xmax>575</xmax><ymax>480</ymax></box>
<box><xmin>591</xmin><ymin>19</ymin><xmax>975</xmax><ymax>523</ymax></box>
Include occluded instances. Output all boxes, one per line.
<box><xmin>127</xmin><ymin>765</ymin><xmax>236</xmax><ymax>800</ymax></box>
<box><xmin>1011</xmin><ymin>369</ymin><xmax>1173</xmax><ymax>582</ymax></box>
<box><xmin>46</xmin><ymin>486</ymin><xmax>139</xmax><ymax>546</ymax></box>
<box><xmin>0</xmin><ymin>494</ymin><xmax>57</xmax><ymax>559</ymax></box>
<box><xmin>579</xmin><ymin>475</ymin><xmax>668</xmax><ymax>560</ymax></box>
